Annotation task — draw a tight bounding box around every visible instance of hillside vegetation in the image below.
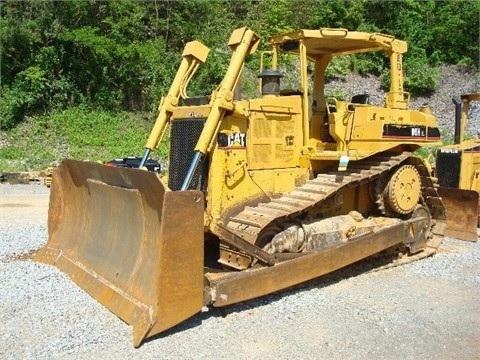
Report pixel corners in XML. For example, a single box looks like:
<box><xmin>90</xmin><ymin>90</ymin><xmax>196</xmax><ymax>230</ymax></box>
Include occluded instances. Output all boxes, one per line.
<box><xmin>1</xmin><ymin>0</ymin><xmax>479</xmax><ymax>171</ymax></box>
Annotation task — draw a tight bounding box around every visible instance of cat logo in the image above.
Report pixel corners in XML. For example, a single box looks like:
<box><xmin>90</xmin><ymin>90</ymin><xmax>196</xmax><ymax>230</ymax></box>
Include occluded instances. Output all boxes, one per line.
<box><xmin>217</xmin><ymin>132</ymin><xmax>247</xmax><ymax>149</ymax></box>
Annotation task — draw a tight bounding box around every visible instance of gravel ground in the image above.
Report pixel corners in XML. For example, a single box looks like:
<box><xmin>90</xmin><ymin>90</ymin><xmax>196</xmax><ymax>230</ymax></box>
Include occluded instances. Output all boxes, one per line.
<box><xmin>1</xmin><ymin>183</ymin><xmax>479</xmax><ymax>359</ymax></box>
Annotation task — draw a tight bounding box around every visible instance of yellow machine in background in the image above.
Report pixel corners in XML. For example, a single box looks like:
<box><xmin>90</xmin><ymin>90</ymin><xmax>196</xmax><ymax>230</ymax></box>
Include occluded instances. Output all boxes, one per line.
<box><xmin>436</xmin><ymin>93</ymin><xmax>480</xmax><ymax>241</ymax></box>
<box><xmin>43</xmin><ymin>166</ymin><xmax>55</xmax><ymax>187</ymax></box>
<box><xmin>36</xmin><ymin>27</ymin><xmax>469</xmax><ymax>346</ymax></box>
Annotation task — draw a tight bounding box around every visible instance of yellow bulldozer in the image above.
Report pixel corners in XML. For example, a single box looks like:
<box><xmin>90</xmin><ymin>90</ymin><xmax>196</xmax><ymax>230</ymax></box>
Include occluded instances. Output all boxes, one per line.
<box><xmin>435</xmin><ymin>93</ymin><xmax>480</xmax><ymax>241</ymax></box>
<box><xmin>35</xmin><ymin>27</ymin><xmax>471</xmax><ymax>347</ymax></box>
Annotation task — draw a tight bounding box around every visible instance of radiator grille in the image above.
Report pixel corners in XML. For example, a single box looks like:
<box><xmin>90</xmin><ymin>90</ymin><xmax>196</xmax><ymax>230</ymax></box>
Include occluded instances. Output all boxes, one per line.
<box><xmin>436</xmin><ymin>150</ymin><xmax>461</xmax><ymax>188</ymax></box>
<box><xmin>168</xmin><ymin>118</ymin><xmax>206</xmax><ymax>191</ymax></box>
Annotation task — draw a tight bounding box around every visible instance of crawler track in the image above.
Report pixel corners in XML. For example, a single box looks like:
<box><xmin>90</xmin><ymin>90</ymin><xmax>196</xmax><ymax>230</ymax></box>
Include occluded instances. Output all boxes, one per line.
<box><xmin>224</xmin><ymin>151</ymin><xmax>445</xmax><ymax>264</ymax></box>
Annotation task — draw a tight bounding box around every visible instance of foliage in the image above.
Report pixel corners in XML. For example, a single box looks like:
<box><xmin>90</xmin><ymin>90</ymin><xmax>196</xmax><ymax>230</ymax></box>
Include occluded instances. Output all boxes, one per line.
<box><xmin>430</xmin><ymin>0</ymin><xmax>480</xmax><ymax>66</ymax></box>
<box><xmin>403</xmin><ymin>51</ymin><xmax>441</xmax><ymax>95</ymax></box>
<box><xmin>1</xmin><ymin>0</ymin><xmax>477</xmax><ymax>124</ymax></box>
<box><xmin>325</xmin><ymin>88</ymin><xmax>348</xmax><ymax>102</ymax></box>
<box><xmin>325</xmin><ymin>56</ymin><xmax>351</xmax><ymax>81</ymax></box>
<box><xmin>0</xmin><ymin>105</ymin><xmax>162</xmax><ymax>171</ymax></box>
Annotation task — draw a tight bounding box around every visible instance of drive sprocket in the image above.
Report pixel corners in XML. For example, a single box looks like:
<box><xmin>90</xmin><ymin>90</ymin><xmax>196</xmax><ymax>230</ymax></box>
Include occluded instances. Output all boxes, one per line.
<box><xmin>377</xmin><ymin>165</ymin><xmax>421</xmax><ymax>215</ymax></box>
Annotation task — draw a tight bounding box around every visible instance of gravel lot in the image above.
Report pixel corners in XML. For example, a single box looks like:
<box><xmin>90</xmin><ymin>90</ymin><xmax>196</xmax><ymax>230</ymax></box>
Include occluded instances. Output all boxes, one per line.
<box><xmin>1</xmin><ymin>183</ymin><xmax>479</xmax><ymax>359</ymax></box>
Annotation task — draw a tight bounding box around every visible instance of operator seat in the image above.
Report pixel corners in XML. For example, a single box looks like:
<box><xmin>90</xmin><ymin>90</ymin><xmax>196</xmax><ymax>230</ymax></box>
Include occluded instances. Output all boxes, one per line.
<box><xmin>348</xmin><ymin>93</ymin><xmax>370</xmax><ymax>111</ymax></box>
<box><xmin>351</xmin><ymin>93</ymin><xmax>370</xmax><ymax>104</ymax></box>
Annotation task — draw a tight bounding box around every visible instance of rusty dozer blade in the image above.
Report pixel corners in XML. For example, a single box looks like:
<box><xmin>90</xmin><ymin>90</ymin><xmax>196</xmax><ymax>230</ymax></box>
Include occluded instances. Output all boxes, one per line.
<box><xmin>437</xmin><ymin>187</ymin><xmax>479</xmax><ymax>242</ymax></box>
<box><xmin>34</xmin><ymin>159</ymin><xmax>205</xmax><ymax>347</ymax></box>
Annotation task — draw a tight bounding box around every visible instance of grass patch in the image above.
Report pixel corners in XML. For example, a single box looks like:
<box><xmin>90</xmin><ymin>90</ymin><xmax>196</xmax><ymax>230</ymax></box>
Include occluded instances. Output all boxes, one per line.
<box><xmin>0</xmin><ymin>105</ymin><xmax>167</xmax><ymax>172</ymax></box>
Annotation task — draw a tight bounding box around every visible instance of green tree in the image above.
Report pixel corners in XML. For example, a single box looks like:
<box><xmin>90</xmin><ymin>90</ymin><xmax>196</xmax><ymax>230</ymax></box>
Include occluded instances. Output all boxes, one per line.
<box><xmin>431</xmin><ymin>0</ymin><xmax>480</xmax><ymax>65</ymax></box>
<box><xmin>1</xmin><ymin>0</ymin><xmax>478</xmax><ymax>130</ymax></box>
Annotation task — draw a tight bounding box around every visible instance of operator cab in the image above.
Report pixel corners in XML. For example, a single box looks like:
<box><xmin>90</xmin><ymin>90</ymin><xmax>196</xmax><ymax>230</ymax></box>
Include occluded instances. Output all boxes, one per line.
<box><xmin>257</xmin><ymin>28</ymin><xmax>439</xmax><ymax>158</ymax></box>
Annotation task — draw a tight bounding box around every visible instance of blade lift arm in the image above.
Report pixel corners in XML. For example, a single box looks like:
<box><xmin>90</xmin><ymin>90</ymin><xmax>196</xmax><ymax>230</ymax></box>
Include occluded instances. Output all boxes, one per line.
<box><xmin>181</xmin><ymin>27</ymin><xmax>260</xmax><ymax>190</ymax></box>
<box><xmin>139</xmin><ymin>41</ymin><xmax>210</xmax><ymax>168</ymax></box>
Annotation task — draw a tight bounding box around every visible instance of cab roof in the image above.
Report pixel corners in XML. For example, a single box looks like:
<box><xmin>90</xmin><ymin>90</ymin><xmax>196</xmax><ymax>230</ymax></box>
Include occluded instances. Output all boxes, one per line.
<box><xmin>268</xmin><ymin>28</ymin><xmax>407</xmax><ymax>59</ymax></box>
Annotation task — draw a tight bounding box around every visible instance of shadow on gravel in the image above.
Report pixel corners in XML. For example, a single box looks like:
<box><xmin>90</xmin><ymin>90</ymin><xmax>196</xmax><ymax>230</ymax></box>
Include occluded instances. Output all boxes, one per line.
<box><xmin>0</xmin><ymin>203</ymin><xmax>32</xmax><ymax>207</ymax></box>
<box><xmin>0</xmin><ymin>249</ymin><xmax>39</xmax><ymax>263</ymax></box>
<box><xmin>0</xmin><ymin>172</ymin><xmax>43</xmax><ymax>184</ymax></box>
<box><xmin>144</xmin><ymin>250</ymin><xmax>401</xmax><ymax>346</ymax></box>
